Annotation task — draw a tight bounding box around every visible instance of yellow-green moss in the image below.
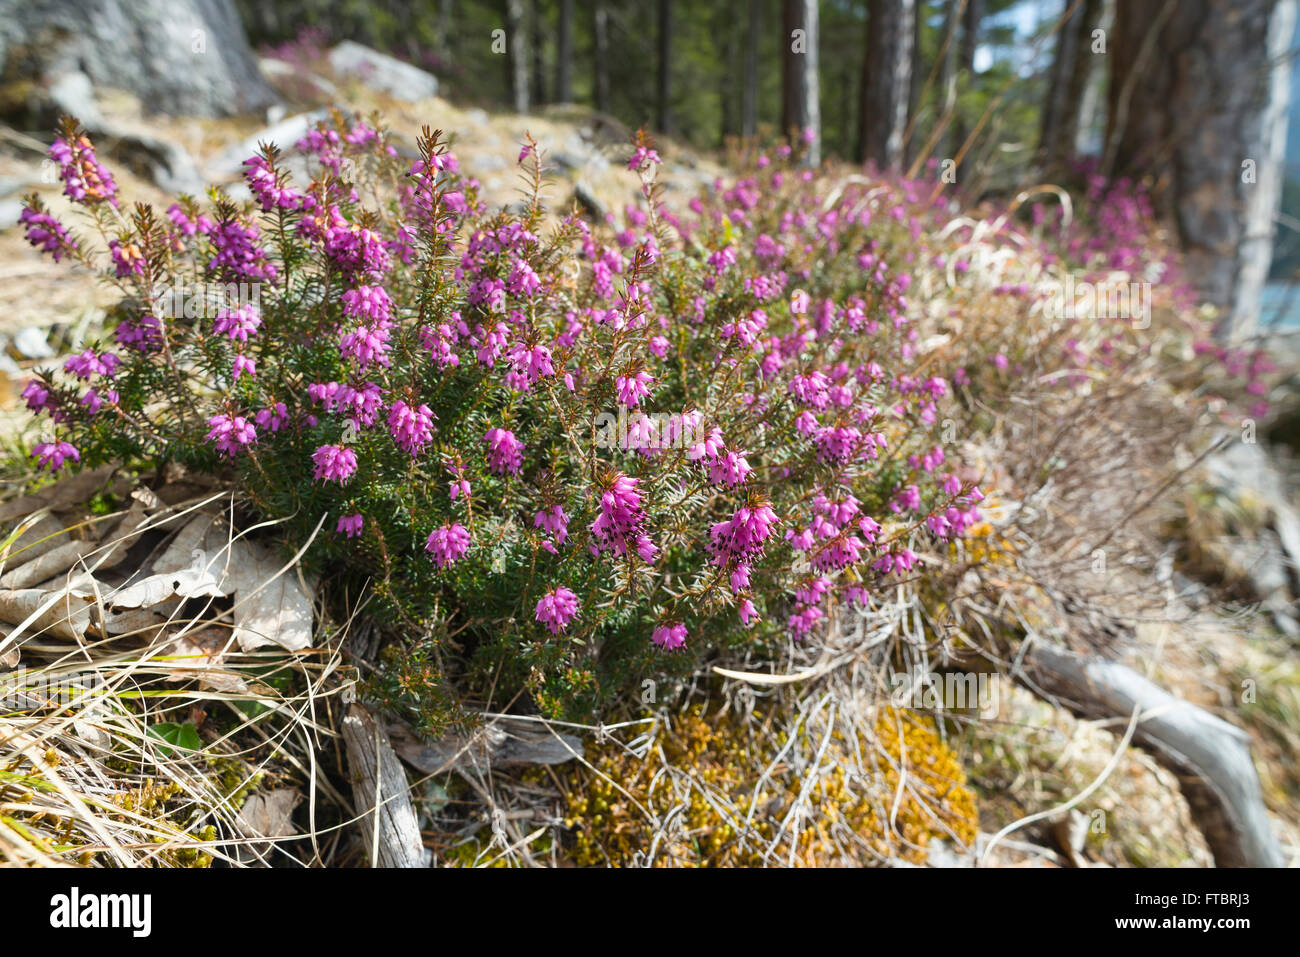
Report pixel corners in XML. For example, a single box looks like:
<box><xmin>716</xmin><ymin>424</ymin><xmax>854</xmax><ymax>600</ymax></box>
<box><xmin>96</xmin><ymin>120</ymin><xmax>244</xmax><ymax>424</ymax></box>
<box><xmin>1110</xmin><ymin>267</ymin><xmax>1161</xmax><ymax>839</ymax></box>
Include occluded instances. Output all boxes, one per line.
<box><xmin>561</xmin><ymin>704</ymin><xmax>977</xmax><ymax>867</ymax></box>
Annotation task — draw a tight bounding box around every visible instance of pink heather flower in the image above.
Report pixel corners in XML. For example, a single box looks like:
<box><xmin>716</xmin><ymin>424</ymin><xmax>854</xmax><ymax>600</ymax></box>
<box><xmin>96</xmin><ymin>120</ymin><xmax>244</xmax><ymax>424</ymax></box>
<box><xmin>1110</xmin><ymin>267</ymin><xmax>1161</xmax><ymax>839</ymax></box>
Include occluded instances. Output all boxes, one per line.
<box><xmin>166</xmin><ymin>202</ymin><xmax>213</xmax><ymax>237</ymax></box>
<box><xmin>341</xmin><ymin>285</ymin><xmax>393</xmax><ymax>322</ymax></box>
<box><xmin>708</xmin><ymin>503</ymin><xmax>778</xmax><ymax>565</ymax></box>
<box><xmin>651</xmin><ymin>622</ymin><xmax>688</xmax><ymax>651</ymax></box>
<box><xmin>534</xmin><ymin>505</ymin><xmax>570</xmax><ymax>547</ymax></box>
<box><xmin>32</xmin><ymin>440</ymin><xmax>79</xmax><ymax>473</ymax></box>
<box><xmin>788</xmin><ymin>605</ymin><xmax>824</xmax><ymax>641</ymax></box>
<box><xmin>79</xmin><ymin>387</ymin><xmax>116</xmax><ymax>416</ymax></box>
<box><xmin>388</xmin><ymin>401</ymin><xmax>435</xmax><ymax>456</ymax></box>
<box><xmin>426</xmin><ymin>523</ymin><xmax>471</xmax><ymax>569</ymax></box>
<box><xmin>615</xmin><ymin>371</ymin><xmax>654</xmax><ymax>408</ymax></box>
<box><xmin>591</xmin><ymin>473</ymin><xmax>645</xmax><ymax>547</ymax></box>
<box><xmin>208</xmin><ymin>217</ymin><xmax>278</xmax><ymax>283</ymax></box>
<box><xmin>505</xmin><ymin>341</ymin><xmax>555</xmax><ymax>391</ymax></box>
<box><xmin>49</xmin><ymin>134</ymin><xmax>118</xmax><ymax>206</ymax></box>
<box><xmin>339</xmin><ymin>321</ymin><xmax>393</xmax><ymax>369</ymax></box>
<box><xmin>889</xmin><ymin>484</ymin><xmax>922</xmax><ymax>513</ymax></box>
<box><xmin>738</xmin><ymin>598</ymin><xmax>760</xmax><ymax>626</ymax></box>
<box><xmin>19</xmin><ymin>206</ymin><xmax>77</xmax><ymax>261</ymax></box>
<box><xmin>627</xmin><ymin>145</ymin><xmax>661</xmax><ymax>172</ymax></box>
<box><xmin>232</xmin><ymin>354</ymin><xmax>257</xmax><ymax>380</ymax></box>
<box><xmin>506</xmin><ymin>258</ymin><xmax>542</xmax><ymax>298</ymax></box>
<box><xmin>337</xmin><ymin>513</ymin><xmax>364</xmax><ymax>538</ymax></box>
<box><xmin>213</xmin><ymin>303</ymin><xmax>262</xmax><ymax>342</ymax></box>
<box><xmin>708</xmin><ymin>449</ymin><xmax>753</xmax><ymax>487</ymax></box>
<box><xmin>484</xmin><ymin>427</ymin><xmax>524</xmax><ymax>476</ymax></box>
<box><xmin>255</xmin><ymin>402</ymin><xmax>289</xmax><ymax>432</ymax></box>
<box><xmin>337</xmin><ymin>382</ymin><xmax>384</xmax><ymax>428</ymax></box>
<box><xmin>243</xmin><ymin>154</ymin><xmax>303</xmax><ymax>212</ymax></box>
<box><xmin>445</xmin><ymin>457</ymin><xmax>471</xmax><ymax>501</ymax></box>
<box><xmin>420</xmin><ymin>323</ymin><xmax>462</xmax><ymax>369</ymax></box>
<box><xmin>991</xmin><ymin>352</ymin><xmax>1008</xmax><ymax>370</ymax></box>
<box><xmin>729</xmin><ymin>563</ymin><xmax>751</xmax><ymax>594</ymax></box>
<box><xmin>325</xmin><ymin>222</ymin><xmax>391</xmax><ymax>278</ymax></box>
<box><xmin>206</xmin><ymin>414</ymin><xmax>257</xmax><ymax>458</ymax></box>
<box><xmin>108</xmin><ymin>239</ymin><xmax>144</xmax><ymax>277</ymax></box>
<box><xmin>535</xmin><ymin>586</ymin><xmax>580</xmax><ymax>635</ymax></box>
<box><xmin>64</xmin><ymin>349</ymin><xmax>120</xmax><ymax>380</ymax></box>
<box><xmin>21</xmin><ymin>380</ymin><xmax>52</xmax><ymax>413</ymax></box>
<box><xmin>311</xmin><ymin>444</ymin><xmax>358</xmax><ymax>484</ymax></box>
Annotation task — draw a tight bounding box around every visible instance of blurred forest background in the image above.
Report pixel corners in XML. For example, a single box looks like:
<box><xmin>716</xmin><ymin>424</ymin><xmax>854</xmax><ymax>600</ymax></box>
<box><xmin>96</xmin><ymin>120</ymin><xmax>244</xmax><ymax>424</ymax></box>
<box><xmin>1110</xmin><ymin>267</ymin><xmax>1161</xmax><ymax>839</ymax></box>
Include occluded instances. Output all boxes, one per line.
<box><xmin>228</xmin><ymin>0</ymin><xmax>1300</xmax><ymax>335</ymax></box>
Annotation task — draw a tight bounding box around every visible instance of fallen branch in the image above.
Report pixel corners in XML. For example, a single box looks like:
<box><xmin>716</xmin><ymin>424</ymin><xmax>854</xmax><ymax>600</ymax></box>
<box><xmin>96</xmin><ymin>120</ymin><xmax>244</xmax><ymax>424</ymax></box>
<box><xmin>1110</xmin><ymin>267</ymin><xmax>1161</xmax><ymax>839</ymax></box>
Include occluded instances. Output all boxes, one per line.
<box><xmin>341</xmin><ymin>700</ymin><xmax>426</xmax><ymax>868</ymax></box>
<box><xmin>1021</xmin><ymin>641</ymin><xmax>1285</xmax><ymax>868</ymax></box>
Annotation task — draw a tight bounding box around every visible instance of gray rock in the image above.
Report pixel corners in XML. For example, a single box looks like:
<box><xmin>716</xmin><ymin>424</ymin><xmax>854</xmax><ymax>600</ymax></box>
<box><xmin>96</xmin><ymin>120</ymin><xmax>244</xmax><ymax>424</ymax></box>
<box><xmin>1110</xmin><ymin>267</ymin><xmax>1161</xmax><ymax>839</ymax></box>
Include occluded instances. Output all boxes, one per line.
<box><xmin>0</xmin><ymin>0</ymin><xmax>279</xmax><ymax>119</ymax></box>
<box><xmin>46</xmin><ymin>70</ymin><xmax>104</xmax><ymax>126</ymax></box>
<box><xmin>258</xmin><ymin>56</ymin><xmax>340</xmax><ymax>101</ymax></box>
<box><xmin>94</xmin><ymin>123</ymin><xmax>205</xmax><ymax>195</ymax></box>
<box><xmin>472</xmin><ymin>154</ymin><xmax>508</xmax><ymax>173</ymax></box>
<box><xmin>11</xmin><ymin>326</ymin><xmax>55</xmax><ymax>360</ymax></box>
<box><xmin>0</xmin><ymin>198</ymin><xmax>22</xmax><ymax>230</ymax></box>
<box><xmin>571</xmin><ymin>181</ymin><xmax>610</xmax><ymax>222</ymax></box>
<box><xmin>327</xmin><ymin>41</ymin><xmax>438</xmax><ymax>103</ymax></box>
<box><xmin>210</xmin><ymin>109</ymin><xmax>330</xmax><ymax>178</ymax></box>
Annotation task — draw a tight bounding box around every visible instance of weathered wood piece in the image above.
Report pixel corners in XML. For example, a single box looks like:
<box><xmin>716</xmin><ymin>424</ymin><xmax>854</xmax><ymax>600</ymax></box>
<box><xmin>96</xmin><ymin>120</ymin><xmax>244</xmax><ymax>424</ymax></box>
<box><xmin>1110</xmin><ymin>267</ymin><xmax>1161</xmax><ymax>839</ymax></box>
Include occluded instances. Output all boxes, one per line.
<box><xmin>1024</xmin><ymin>642</ymin><xmax>1285</xmax><ymax>868</ymax></box>
<box><xmin>341</xmin><ymin>702</ymin><xmax>426</xmax><ymax>868</ymax></box>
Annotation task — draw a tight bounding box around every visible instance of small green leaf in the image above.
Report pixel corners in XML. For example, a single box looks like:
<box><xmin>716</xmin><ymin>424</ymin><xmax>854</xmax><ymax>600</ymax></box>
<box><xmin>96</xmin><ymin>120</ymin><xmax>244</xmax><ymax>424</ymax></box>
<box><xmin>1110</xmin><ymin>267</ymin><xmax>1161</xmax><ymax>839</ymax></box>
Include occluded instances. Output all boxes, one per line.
<box><xmin>149</xmin><ymin>721</ymin><xmax>203</xmax><ymax>757</ymax></box>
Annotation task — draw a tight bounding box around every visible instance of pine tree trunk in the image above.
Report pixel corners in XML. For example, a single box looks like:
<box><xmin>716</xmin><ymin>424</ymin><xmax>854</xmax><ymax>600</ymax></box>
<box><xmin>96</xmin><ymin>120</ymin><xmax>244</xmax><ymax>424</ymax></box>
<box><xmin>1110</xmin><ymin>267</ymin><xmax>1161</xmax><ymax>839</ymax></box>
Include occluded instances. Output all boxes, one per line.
<box><xmin>937</xmin><ymin>0</ymin><xmax>960</xmax><ymax>157</ymax></box>
<box><xmin>1106</xmin><ymin>0</ymin><xmax>1295</xmax><ymax>341</ymax></box>
<box><xmin>555</xmin><ymin>0</ymin><xmax>573</xmax><ymax>102</ymax></box>
<box><xmin>781</xmin><ymin>0</ymin><xmax>821</xmax><ymax>164</ymax></box>
<box><xmin>859</xmin><ymin>0</ymin><xmax>915</xmax><ymax>169</ymax></box>
<box><xmin>506</xmin><ymin>0</ymin><xmax>530</xmax><ymax>113</ymax></box>
<box><xmin>951</xmin><ymin>0</ymin><xmax>982</xmax><ymax>160</ymax></box>
<box><xmin>1039</xmin><ymin>0</ymin><xmax>1104</xmax><ymax>171</ymax></box>
<box><xmin>530</xmin><ymin>0</ymin><xmax>547</xmax><ymax>106</ymax></box>
<box><xmin>906</xmin><ymin>0</ymin><xmax>925</xmax><ymax>164</ymax></box>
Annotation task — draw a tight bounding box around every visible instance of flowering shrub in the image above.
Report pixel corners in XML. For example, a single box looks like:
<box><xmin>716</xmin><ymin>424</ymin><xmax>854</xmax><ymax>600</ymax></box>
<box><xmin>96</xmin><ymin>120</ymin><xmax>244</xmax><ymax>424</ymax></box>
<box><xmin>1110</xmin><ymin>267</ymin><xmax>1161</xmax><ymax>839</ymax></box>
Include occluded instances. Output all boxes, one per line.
<box><xmin>20</xmin><ymin>116</ymin><xmax>983</xmax><ymax>723</ymax></box>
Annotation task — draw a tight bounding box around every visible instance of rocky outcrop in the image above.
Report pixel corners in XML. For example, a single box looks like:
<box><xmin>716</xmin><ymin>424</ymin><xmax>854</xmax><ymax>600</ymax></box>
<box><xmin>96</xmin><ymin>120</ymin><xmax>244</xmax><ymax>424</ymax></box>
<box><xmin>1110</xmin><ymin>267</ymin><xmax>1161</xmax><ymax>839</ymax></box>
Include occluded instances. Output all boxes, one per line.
<box><xmin>0</xmin><ymin>0</ymin><xmax>278</xmax><ymax>120</ymax></box>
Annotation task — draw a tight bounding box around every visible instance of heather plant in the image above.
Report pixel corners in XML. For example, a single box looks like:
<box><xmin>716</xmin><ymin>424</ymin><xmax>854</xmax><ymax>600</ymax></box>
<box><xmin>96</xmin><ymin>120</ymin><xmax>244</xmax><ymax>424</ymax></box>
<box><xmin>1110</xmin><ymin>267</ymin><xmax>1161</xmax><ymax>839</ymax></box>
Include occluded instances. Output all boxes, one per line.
<box><xmin>20</xmin><ymin>116</ymin><xmax>985</xmax><ymax>725</ymax></box>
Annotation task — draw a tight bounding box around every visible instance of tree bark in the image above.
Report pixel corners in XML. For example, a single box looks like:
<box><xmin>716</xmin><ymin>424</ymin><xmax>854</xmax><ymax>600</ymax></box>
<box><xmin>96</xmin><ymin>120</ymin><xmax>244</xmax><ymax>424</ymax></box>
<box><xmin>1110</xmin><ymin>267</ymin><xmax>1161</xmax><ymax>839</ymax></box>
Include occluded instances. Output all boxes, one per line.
<box><xmin>555</xmin><ymin>0</ymin><xmax>574</xmax><ymax>102</ymax></box>
<box><xmin>743</xmin><ymin>0</ymin><xmax>761</xmax><ymax>137</ymax></box>
<box><xmin>1039</xmin><ymin>0</ymin><xmax>1104</xmax><ymax>171</ymax></box>
<box><xmin>906</xmin><ymin>0</ymin><xmax>925</xmax><ymax>164</ymax></box>
<box><xmin>782</xmin><ymin>0</ymin><xmax>821</xmax><ymax>164</ymax></box>
<box><xmin>936</xmin><ymin>0</ymin><xmax>960</xmax><ymax>157</ymax></box>
<box><xmin>657</xmin><ymin>0</ymin><xmax>673</xmax><ymax>133</ymax></box>
<box><xmin>859</xmin><ymin>0</ymin><xmax>915</xmax><ymax>169</ymax></box>
<box><xmin>530</xmin><ymin>0</ymin><xmax>547</xmax><ymax>106</ymax></box>
<box><xmin>506</xmin><ymin>0</ymin><xmax>530</xmax><ymax>113</ymax></box>
<box><xmin>951</xmin><ymin>0</ymin><xmax>982</xmax><ymax>161</ymax></box>
<box><xmin>1106</xmin><ymin>0</ymin><xmax>1296</xmax><ymax>341</ymax></box>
